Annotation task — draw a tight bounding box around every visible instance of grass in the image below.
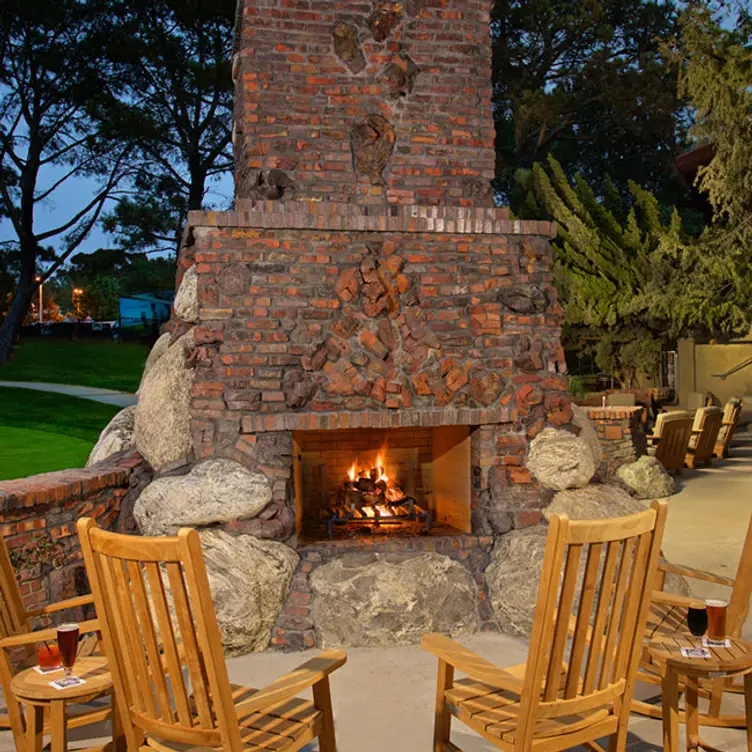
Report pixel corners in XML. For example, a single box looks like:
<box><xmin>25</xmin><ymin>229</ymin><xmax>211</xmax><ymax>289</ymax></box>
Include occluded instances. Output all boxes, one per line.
<box><xmin>0</xmin><ymin>387</ymin><xmax>120</xmax><ymax>480</ymax></box>
<box><xmin>0</xmin><ymin>339</ymin><xmax>148</xmax><ymax>392</ymax></box>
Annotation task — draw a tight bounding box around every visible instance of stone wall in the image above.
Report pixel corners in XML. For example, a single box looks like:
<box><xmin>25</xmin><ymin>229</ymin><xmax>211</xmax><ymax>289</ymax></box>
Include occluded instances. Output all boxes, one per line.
<box><xmin>234</xmin><ymin>0</ymin><xmax>496</xmax><ymax>206</ymax></box>
<box><xmin>0</xmin><ymin>451</ymin><xmax>146</xmax><ymax>614</ymax></box>
<box><xmin>273</xmin><ymin>533</ymin><xmax>495</xmax><ymax>651</ymax></box>
<box><xmin>584</xmin><ymin>407</ymin><xmax>647</xmax><ymax>478</ymax></box>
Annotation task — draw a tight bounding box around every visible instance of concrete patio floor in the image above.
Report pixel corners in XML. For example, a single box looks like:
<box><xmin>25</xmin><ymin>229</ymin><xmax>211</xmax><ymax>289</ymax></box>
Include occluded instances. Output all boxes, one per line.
<box><xmin>2</xmin><ymin>436</ymin><xmax>751</xmax><ymax>751</ymax></box>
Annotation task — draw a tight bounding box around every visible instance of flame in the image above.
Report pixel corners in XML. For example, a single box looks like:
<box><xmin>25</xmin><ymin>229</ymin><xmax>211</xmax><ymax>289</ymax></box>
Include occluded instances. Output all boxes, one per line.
<box><xmin>347</xmin><ymin>463</ymin><xmax>357</xmax><ymax>482</ymax></box>
<box><xmin>375</xmin><ymin>454</ymin><xmax>389</xmax><ymax>483</ymax></box>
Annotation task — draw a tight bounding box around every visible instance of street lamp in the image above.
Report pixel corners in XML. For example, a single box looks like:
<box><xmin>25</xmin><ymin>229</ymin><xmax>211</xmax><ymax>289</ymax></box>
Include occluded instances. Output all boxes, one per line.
<box><xmin>73</xmin><ymin>288</ymin><xmax>83</xmax><ymax>319</ymax></box>
<box><xmin>34</xmin><ymin>276</ymin><xmax>43</xmax><ymax>324</ymax></box>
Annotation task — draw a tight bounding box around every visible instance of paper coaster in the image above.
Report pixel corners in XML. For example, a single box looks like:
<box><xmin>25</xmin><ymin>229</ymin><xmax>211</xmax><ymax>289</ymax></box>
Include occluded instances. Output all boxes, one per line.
<box><xmin>50</xmin><ymin>676</ymin><xmax>86</xmax><ymax>690</ymax></box>
<box><xmin>681</xmin><ymin>647</ymin><xmax>711</xmax><ymax>658</ymax></box>
<box><xmin>34</xmin><ymin>665</ymin><xmax>62</xmax><ymax>675</ymax></box>
<box><xmin>703</xmin><ymin>637</ymin><xmax>731</xmax><ymax>648</ymax></box>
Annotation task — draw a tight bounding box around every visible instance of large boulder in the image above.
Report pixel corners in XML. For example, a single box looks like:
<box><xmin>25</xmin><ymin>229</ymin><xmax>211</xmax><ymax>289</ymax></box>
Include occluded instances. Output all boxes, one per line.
<box><xmin>527</xmin><ymin>428</ymin><xmax>595</xmax><ymax>491</ymax></box>
<box><xmin>134</xmin><ymin>328</ymin><xmax>195</xmax><ymax>470</ymax></box>
<box><xmin>310</xmin><ymin>552</ymin><xmax>478</xmax><ymax>647</ymax></box>
<box><xmin>544</xmin><ymin>484</ymin><xmax>646</xmax><ymax>521</ymax></box>
<box><xmin>86</xmin><ymin>405</ymin><xmax>136</xmax><ymax>466</ymax></box>
<box><xmin>486</xmin><ymin>526</ymin><xmax>549</xmax><ymax>636</ymax></box>
<box><xmin>615</xmin><ymin>456</ymin><xmax>676</xmax><ymax>499</ymax></box>
<box><xmin>571</xmin><ymin>405</ymin><xmax>603</xmax><ymax>470</ymax></box>
<box><xmin>173</xmin><ymin>265</ymin><xmax>198</xmax><ymax>323</ymax></box>
<box><xmin>199</xmin><ymin>530</ymin><xmax>298</xmax><ymax>654</ymax></box>
<box><xmin>134</xmin><ymin>459</ymin><xmax>273</xmax><ymax>536</ymax></box>
<box><xmin>137</xmin><ymin>332</ymin><xmax>172</xmax><ymax>394</ymax></box>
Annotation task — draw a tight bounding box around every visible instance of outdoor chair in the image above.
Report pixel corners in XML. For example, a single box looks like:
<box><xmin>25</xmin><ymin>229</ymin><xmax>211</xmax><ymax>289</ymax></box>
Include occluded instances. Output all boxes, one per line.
<box><xmin>0</xmin><ymin>533</ymin><xmax>109</xmax><ymax>751</ymax></box>
<box><xmin>77</xmin><ymin>517</ymin><xmax>347</xmax><ymax>752</ymax></box>
<box><xmin>647</xmin><ymin>411</ymin><xmax>693</xmax><ymax>473</ymax></box>
<box><xmin>714</xmin><ymin>397</ymin><xmax>742</xmax><ymax>459</ymax></box>
<box><xmin>634</xmin><ymin>513</ymin><xmax>752</xmax><ymax>728</ymax></box>
<box><xmin>685</xmin><ymin>405</ymin><xmax>723</xmax><ymax>468</ymax></box>
<box><xmin>423</xmin><ymin>500</ymin><xmax>668</xmax><ymax>752</ymax></box>
<box><xmin>606</xmin><ymin>393</ymin><xmax>636</xmax><ymax>407</ymax></box>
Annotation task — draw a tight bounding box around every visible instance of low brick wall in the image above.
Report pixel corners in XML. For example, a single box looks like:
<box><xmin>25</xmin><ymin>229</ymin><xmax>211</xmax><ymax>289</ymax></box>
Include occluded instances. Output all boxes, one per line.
<box><xmin>585</xmin><ymin>407</ymin><xmax>647</xmax><ymax>478</ymax></box>
<box><xmin>0</xmin><ymin>451</ymin><xmax>147</xmax><ymax>614</ymax></box>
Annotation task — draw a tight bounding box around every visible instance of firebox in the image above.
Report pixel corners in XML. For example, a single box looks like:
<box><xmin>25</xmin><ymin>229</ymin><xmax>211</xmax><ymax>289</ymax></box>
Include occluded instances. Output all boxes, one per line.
<box><xmin>293</xmin><ymin>427</ymin><xmax>471</xmax><ymax>541</ymax></box>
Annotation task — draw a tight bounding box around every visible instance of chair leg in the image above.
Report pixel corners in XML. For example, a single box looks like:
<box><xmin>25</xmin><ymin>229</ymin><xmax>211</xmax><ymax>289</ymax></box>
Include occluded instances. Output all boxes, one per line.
<box><xmin>313</xmin><ymin>677</ymin><xmax>337</xmax><ymax>752</ymax></box>
<box><xmin>433</xmin><ymin>659</ymin><xmax>454</xmax><ymax>752</ymax></box>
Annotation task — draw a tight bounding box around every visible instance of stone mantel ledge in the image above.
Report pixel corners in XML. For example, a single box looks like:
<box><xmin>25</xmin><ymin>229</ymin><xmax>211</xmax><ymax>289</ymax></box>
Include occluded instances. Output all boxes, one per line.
<box><xmin>186</xmin><ymin>202</ymin><xmax>557</xmax><ymax>238</ymax></box>
<box><xmin>0</xmin><ymin>450</ymin><xmax>143</xmax><ymax>512</ymax></box>
<box><xmin>240</xmin><ymin>406</ymin><xmax>515</xmax><ymax>434</ymax></box>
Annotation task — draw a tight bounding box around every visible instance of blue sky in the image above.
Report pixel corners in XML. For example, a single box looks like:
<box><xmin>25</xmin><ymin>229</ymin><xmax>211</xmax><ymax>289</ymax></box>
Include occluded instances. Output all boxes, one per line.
<box><xmin>0</xmin><ymin>170</ymin><xmax>234</xmax><ymax>259</ymax></box>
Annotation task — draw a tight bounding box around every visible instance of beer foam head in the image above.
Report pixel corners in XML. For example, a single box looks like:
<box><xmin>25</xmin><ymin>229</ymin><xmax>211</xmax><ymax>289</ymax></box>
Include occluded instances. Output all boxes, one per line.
<box><xmin>705</xmin><ymin>599</ymin><xmax>728</xmax><ymax>607</ymax></box>
<box><xmin>58</xmin><ymin>623</ymin><xmax>79</xmax><ymax>632</ymax></box>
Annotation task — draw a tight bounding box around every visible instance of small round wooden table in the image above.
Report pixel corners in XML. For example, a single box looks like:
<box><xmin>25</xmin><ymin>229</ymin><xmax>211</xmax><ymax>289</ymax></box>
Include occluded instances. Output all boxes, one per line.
<box><xmin>649</xmin><ymin>636</ymin><xmax>752</xmax><ymax>752</ymax></box>
<box><xmin>11</xmin><ymin>656</ymin><xmax>120</xmax><ymax>752</ymax></box>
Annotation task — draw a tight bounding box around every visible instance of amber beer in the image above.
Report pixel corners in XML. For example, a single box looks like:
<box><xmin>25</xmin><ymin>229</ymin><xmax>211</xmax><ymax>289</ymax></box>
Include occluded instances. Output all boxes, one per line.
<box><xmin>705</xmin><ymin>599</ymin><xmax>728</xmax><ymax>645</ymax></box>
<box><xmin>57</xmin><ymin>623</ymin><xmax>80</xmax><ymax>677</ymax></box>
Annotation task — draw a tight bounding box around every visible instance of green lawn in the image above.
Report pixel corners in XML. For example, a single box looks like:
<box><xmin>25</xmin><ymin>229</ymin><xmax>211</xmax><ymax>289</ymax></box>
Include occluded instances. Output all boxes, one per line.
<box><xmin>0</xmin><ymin>339</ymin><xmax>148</xmax><ymax>392</ymax></box>
<box><xmin>0</xmin><ymin>387</ymin><xmax>120</xmax><ymax>480</ymax></box>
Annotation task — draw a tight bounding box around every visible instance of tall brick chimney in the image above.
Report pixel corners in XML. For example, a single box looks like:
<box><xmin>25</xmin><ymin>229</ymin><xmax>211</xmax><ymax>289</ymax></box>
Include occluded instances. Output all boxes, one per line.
<box><xmin>232</xmin><ymin>0</ymin><xmax>496</xmax><ymax>206</ymax></box>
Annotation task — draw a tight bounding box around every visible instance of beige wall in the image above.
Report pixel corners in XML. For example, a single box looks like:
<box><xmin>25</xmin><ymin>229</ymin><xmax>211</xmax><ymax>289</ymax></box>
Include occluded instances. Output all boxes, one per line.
<box><xmin>678</xmin><ymin>338</ymin><xmax>752</xmax><ymax>407</ymax></box>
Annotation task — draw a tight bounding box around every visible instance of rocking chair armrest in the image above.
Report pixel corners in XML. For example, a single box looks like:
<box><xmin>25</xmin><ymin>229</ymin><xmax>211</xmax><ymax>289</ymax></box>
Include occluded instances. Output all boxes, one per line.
<box><xmin>421</xmin><ymin>634</ymin><xmax>524</xmax><ymax>694</ymax></box>
<box><xmin>651</xmin><ymin>591</ymin><xmax>698</xmax><ymax>609</ymax></box>
<box><xmin>0</xmin><ymin>618</ymin><xmax>100</xmax><ymax>650</ymax></box>
<box><xmin>657</xmin><ymin>561</ymin><xmax>735</xmax><ymax>588</ymax></box>
<box><xmin>234</xmin><ymin>649</ymin><xmax>347</xmax><ymax>718</ymax></box>
<box><xmin>25</xmin><ymin>593</ymin><xmax>95</xmax><ymax>619</ymax></box>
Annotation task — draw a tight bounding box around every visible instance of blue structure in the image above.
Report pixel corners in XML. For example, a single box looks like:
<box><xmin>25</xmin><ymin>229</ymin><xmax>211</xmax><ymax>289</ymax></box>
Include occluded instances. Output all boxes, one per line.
<box><xmin>118</xmin><ymin>293</ymin><xmax>173</xmax><ymax>334</ymax></box>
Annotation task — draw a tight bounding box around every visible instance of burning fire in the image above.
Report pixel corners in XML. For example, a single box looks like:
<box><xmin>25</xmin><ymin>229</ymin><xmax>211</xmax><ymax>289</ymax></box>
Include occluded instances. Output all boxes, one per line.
<box><xmin>344</xmin><ymin>452</ymin><xmax>407</xmax><ymax>511</ymax></box>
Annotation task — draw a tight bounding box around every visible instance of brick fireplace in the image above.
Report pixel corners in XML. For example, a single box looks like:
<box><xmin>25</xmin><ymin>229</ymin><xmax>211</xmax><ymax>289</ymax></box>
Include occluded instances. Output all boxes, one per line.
<box><xmin>176</xmin><ymin>0</ymin><xmax>572</xmax><ymax>648</ymax></box>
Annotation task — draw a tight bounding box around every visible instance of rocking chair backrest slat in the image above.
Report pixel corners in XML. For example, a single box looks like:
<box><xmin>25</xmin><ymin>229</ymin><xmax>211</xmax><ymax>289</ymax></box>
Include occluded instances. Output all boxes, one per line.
<box><xmin>728</xmin><ymin>515</ymin><xmax>752</xmax><ymax>636</ymax></box>
<box><xmin>77</xmin><ymin>518</ymin><xmax>244</xmax><ymax>751</ymax></box>
<box><xmin>0</xmin><ymin>536</ymin><xmax>30</xmax><ymax>643</ymax></box>
<box><xmin>655</xmin><ymin>415</ymin><xmax>693</xmax><ymax>471</ymax></box>
<box><xmin>517</xmin><ymin>502</ymin><xmax>668</xmax><ymax>745</ymax></box>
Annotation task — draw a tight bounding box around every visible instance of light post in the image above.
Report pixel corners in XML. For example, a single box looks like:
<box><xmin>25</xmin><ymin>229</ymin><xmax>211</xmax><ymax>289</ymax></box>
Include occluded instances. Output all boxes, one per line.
<box><xmin>34</xmin><ymin>276</ymin><xmax>43</xmax><ymax>324</ymax></box>
<box><xmin>72</xmin><ymin>287</ymin><xmax>83</xmax><ymax>340</ymax></box>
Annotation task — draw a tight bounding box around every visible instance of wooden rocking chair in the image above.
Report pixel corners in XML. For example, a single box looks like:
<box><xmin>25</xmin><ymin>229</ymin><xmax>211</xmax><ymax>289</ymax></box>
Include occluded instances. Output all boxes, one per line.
<box><xmin>0</xmin><ymin>533</ymin><xmax>109</xmax><ymax>752</ymax></box>
<box><xmin>633</xmin><ymin>513</ymin><xmax>752</xmax><ymax>728</ymax></box>
<box><xmin>647</xmin><ymin>412</ymin><xmax>693</xmax><ymax>473</ymax></box>
<box><xmin>423</xmin><ymin>500</ymin><xmax>668</xmax><ymax>752</ymax></box>
<box><xmin>77</xmin><ymin>517</ymin><xmax>347</xmax><ymax>752</ymax></box>
<box><xmin>714</xmin><ymin>397</ymin><xmax>742</xmax><ymax>459</ymax></box>
<box><xmin>685</xmin><ymin>406</ymin><xmax>723</xmax><ymax>468</ymax></box>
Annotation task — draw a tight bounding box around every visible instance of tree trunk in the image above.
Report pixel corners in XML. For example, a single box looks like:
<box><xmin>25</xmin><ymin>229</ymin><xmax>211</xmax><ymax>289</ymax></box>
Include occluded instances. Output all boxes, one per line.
<box><xmin>0</xmin><ymin>275</ymin><xmax>34</xmax><ymax>363</ymax></box>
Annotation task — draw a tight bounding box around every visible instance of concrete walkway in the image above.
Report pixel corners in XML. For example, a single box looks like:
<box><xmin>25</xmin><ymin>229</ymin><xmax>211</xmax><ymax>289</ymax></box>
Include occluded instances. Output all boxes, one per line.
<box><xmin>1</xmin><ymin>437</ymin><xmax>751</xmax><ymax>751</ymax></box>
<box><xmin>0</xmin><ymin>381</ymin><xmax>136</xmax><ymax>408</ymax></box>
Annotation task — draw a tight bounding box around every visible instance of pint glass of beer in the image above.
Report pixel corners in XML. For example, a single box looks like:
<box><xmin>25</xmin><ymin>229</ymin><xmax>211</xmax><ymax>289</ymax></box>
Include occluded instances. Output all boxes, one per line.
<box><xmin>705</xmin><ymin>599</ymin><xmax>728</xmax><ymax>646</ymax></box>
<box><xmin>57</xmin><ymin>623</ymin><xmax>80</xmax><ymax>679</ymax></box>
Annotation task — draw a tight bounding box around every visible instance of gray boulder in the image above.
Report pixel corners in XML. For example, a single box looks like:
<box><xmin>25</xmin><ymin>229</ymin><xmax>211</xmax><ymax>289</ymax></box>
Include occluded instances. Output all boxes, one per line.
<box><xmin>199</xmin><ymin>530</ymin><xmax>298</xmax><ymax>654</ymax></box>
<box><xmin>134</xmin><ymin>328</ymin><xmax>195</xmax><ymax>470</ymax></box>
<box><xmin>173</xmin><ymin>265</ymin><xmax>198</xmax><ymax>323</ymax></box>
<box><xmin>137</xmin><ymin>332</ymin><xmax>172</xmax><ymax>394</ymax></box>
<box><xmin>571</xmin><ymin>404</ymin><xmax>603</xmax><ymax>470</ymax></box>
<box><xmin>486</xmin><ymin>526</ymin><xmax>549</xmax><ymax>636</ymax></box>
<box><xmin>134</xmin><ymin>459</ymin><xmax>272</xmax><ymax>536</ymax></box>
<box><xmin>86</xmin><ymin>405</ymin><xmax>136</xmax><ymax>466</ymax></box>
<box><xmin>527</xmin><ymin>428</ymin><xmax>596</xmax><ymax>491</ymax></box>
<box><xmin>616</xmin><ymin>456</ymin><xmax>676</xmax><ymax>499</ymax></box>
<box><xmin>310</xmin><ymin>552</ymin><xmax>478</xmax><ymax>647</ymax></box>
<box><xmin>544</xmin><ymin>484</ymin><xmax>646</xmax><ymax>521</ymax></box>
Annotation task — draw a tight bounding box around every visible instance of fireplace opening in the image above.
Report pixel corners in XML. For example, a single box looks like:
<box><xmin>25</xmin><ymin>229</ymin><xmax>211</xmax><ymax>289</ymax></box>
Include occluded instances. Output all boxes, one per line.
<box><xmin>293</xmin><ymin>426</ymin><xmax>472</xmax><ymax>542</ymax></box>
